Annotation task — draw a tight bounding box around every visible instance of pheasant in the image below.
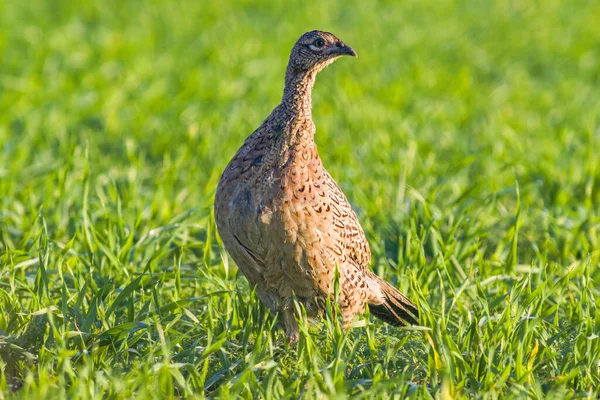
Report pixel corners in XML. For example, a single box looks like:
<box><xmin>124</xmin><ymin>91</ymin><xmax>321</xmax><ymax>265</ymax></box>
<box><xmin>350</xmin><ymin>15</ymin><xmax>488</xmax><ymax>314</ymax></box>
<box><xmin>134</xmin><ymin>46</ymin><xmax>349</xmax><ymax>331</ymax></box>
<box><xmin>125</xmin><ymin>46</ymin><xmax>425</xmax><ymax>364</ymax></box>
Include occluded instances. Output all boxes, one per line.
<box><xmin>214</xmin><ymin>30</ymin><xmax>418</xmax><ymax>343</ymax></box>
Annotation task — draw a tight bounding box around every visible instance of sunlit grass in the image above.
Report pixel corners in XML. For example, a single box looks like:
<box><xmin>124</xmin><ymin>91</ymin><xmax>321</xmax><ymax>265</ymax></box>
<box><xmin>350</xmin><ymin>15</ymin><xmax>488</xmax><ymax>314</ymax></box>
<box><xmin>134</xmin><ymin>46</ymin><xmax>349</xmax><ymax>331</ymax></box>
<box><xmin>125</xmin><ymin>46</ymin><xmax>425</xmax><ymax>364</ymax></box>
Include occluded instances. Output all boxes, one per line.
<box><xmin>1</xmin><ymin>0</ymin><xmax>599</xmax><ymax>398</ymax></box>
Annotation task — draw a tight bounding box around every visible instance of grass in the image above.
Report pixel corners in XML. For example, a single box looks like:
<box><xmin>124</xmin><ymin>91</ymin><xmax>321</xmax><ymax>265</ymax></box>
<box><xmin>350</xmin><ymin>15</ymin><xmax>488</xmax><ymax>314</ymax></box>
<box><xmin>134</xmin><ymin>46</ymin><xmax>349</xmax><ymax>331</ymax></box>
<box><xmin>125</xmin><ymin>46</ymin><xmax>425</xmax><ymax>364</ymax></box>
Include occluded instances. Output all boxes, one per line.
<box><xmin>1</xmin><ymin>0</ymin><xmax>599</xmax><ymax>398</ymax></box>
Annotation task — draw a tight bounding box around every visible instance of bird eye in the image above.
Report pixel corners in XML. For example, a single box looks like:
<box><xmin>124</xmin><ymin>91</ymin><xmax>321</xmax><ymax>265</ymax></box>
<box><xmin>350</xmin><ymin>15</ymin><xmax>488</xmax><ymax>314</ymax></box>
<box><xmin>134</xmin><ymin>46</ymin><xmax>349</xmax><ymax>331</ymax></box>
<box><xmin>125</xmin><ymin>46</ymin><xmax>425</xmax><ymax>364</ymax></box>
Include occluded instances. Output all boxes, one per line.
<box><xmin>314</xmin><ymin>38</ymin><xmax>325</xmax><ymax>48</ymax></box>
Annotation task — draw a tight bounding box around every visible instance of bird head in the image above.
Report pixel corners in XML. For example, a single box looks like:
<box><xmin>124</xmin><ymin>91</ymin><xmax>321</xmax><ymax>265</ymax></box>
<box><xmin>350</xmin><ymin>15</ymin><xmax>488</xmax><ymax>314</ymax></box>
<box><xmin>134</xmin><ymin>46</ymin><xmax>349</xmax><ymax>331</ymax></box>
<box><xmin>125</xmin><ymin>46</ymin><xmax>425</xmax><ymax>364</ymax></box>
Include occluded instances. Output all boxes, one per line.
<box><xmin>287</xmin><ymin>30</ymin><xmax>357</xmax><ymax>74</ymax></box>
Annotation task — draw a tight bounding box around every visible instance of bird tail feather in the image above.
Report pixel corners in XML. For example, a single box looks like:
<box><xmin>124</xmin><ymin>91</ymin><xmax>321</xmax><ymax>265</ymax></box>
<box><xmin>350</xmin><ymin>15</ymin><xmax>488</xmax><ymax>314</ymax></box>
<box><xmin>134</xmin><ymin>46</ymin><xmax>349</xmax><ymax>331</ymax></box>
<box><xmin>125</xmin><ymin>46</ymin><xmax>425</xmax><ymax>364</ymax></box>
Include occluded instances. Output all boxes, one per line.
<box><xmin>367</xmin><ymin>273</ymin><xmax>419</xmax><ymax>326</ymax></box>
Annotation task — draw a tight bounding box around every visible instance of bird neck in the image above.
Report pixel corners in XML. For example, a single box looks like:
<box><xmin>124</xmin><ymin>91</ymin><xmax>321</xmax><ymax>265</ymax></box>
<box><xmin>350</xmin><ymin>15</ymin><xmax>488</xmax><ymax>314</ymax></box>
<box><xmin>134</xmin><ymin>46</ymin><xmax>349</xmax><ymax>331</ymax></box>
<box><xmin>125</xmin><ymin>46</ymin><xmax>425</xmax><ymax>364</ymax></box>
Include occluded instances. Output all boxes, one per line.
<box><xmin>282</xmin><ymin>67</ymin><xmax>317</xmax><ymax>119</ymax></box>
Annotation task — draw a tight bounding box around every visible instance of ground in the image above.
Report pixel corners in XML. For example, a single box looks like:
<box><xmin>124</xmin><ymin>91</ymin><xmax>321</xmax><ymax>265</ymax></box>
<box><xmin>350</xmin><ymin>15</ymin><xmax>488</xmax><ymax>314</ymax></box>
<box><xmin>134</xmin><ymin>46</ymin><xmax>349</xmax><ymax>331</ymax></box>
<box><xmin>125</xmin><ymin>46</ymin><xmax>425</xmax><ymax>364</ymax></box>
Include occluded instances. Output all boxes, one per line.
<box><xmin>1</xmin><ymin>0</ymin><xmax>599</xmax><ymax>398</ymax></box>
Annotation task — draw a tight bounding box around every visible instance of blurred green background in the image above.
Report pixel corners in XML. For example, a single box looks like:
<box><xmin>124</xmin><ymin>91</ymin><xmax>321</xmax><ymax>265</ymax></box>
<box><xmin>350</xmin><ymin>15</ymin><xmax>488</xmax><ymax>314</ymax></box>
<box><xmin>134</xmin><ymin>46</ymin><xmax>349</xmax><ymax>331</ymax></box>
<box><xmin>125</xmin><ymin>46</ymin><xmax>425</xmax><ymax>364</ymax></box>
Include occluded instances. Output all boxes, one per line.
<box><xmin>1</xmin><ymin>0</ymin><xmax>599</xmax><ymax>398</ymax></box>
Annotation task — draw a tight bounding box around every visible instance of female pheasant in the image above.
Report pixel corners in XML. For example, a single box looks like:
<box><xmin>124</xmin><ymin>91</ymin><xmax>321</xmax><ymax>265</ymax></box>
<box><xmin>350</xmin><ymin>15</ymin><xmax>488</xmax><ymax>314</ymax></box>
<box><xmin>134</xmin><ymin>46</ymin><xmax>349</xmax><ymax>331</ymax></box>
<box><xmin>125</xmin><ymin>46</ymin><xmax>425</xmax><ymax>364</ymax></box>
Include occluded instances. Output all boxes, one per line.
<box><xmin>214</xmin><ymin>30</ymin><xmax>418</xmax><ymax>343</ymax></box>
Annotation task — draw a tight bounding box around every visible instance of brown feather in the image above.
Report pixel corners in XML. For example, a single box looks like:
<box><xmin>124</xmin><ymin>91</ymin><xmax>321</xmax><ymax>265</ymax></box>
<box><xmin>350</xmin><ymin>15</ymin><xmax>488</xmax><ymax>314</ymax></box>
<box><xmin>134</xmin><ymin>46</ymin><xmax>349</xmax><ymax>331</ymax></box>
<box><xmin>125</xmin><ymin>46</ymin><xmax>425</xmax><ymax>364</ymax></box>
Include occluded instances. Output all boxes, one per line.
<box><xmin>214</xmin><ymin>30</ymin><xmax>418</xmax><ymax>343</ymax></box>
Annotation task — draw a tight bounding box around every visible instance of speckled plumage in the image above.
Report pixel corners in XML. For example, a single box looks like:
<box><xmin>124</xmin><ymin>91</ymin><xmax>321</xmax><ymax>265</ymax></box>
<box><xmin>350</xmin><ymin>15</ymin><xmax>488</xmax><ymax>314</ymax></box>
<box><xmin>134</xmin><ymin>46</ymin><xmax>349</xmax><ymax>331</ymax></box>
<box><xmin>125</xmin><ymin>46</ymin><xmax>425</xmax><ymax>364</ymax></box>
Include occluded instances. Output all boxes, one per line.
<box><xmin>214</xmin><ymin>31</ymin><xmax>418</xmax><ymax>343</ymax></box>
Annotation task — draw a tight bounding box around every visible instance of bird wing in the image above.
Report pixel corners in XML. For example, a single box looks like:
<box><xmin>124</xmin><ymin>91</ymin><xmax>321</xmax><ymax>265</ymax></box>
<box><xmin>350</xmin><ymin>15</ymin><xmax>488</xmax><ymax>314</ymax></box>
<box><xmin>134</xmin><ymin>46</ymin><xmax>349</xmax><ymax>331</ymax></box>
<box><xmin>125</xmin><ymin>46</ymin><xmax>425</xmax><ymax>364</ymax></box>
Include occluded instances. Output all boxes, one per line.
<box><xmin>321</xmin><ymin>170</ymin><xmax>372</xmax><ymax>270</ymax></box>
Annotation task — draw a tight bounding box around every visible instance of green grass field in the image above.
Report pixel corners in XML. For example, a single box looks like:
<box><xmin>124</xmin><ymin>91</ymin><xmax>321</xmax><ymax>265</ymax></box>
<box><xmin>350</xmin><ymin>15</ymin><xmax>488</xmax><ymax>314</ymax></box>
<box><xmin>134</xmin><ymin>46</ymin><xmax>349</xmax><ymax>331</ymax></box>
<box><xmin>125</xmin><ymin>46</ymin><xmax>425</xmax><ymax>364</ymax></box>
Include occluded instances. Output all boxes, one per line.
<box><xmin>1</xmin><ymin>0</ymin><xmax>600</xmax><ymax>398</ymax></box>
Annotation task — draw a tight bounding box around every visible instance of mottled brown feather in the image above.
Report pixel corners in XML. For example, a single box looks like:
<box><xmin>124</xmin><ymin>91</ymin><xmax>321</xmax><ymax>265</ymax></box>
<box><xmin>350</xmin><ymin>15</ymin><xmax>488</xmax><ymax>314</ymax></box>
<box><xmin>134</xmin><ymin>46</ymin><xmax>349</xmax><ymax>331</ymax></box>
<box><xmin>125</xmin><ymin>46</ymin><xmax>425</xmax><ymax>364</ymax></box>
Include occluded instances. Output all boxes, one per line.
<box><xmin>214</xmin><ymin>30</ymin><xmax>418</xmax><ymax>343</ymax></box>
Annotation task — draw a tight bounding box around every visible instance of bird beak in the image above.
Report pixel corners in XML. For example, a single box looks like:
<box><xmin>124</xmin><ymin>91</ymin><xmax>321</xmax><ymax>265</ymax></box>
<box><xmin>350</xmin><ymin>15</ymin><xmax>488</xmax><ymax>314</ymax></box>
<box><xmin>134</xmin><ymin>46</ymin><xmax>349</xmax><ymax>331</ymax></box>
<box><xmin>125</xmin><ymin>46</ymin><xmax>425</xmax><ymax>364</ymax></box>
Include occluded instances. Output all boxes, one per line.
<box><xmin>332</xmin><ymin>42</ymin><xmax>358</xmax><ymax>58</ymax></box>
